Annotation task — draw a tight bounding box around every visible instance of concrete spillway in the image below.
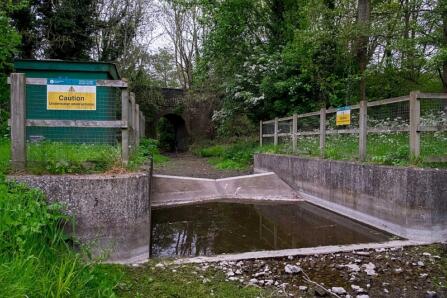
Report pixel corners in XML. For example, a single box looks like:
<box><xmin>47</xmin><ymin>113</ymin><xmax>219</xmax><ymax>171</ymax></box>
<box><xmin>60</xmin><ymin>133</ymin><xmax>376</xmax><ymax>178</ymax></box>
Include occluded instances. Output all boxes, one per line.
<box><xmin>151</xmin><ymin>172</ymin><xmax>300</xmax><ymax>206</ymax></box>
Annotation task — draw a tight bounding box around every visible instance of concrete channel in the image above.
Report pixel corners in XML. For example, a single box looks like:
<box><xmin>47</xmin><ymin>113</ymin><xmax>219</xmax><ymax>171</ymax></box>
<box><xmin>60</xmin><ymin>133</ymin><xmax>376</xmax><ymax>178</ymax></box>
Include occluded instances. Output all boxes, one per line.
<box><xmin>9</xmin><ymin>153</ymin><xmax>446</xmax><ymax>264</ymax></box>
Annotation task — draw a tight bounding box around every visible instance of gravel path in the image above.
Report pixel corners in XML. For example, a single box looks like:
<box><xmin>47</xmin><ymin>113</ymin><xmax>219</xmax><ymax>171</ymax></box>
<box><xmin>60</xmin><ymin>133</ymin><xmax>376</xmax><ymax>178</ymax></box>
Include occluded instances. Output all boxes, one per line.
<box><xmin>153</xmin><ymin>153</ymin><xmax>252</xmax><ymax>179</ymax></box>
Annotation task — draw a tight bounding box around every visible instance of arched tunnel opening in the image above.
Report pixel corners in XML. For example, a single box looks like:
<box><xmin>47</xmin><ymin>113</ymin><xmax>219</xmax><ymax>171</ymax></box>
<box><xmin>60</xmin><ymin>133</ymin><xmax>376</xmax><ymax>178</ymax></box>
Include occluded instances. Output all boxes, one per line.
<box><xmin>157</xmin><ymin>114</ymin><xmax>189</xmax><ymax>152</ymax></box>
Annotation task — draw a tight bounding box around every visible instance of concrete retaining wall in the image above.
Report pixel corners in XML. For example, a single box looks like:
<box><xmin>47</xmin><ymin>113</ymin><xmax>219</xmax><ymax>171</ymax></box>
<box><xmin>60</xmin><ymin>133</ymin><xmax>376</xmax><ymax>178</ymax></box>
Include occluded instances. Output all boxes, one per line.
<box><xmin>254</xmin><ymin>154</ymin><xmax>447</xmax><ymax>241</ymax></box>
<box><xmin>9</xmin><ymin>172</ymin><xmax>151</xmax><ymax>263</ymax></box>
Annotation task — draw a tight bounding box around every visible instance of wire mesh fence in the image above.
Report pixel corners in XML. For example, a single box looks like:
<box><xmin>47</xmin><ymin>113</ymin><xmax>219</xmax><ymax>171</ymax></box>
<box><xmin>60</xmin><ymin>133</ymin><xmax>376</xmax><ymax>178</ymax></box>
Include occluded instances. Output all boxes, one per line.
<box><xmin>420</xmin><ymin>97</ymin><xmax>447</xmax><ymax>163</ymax></box>
<box><xmin>260</xmin><ymin>92</ymin><xmax>447</xmax><ymax>167</ymax></box>
<box><xmin>9</xmin><ymin>74</ymin><xmax>146</xmax><ymax>173</ymax></box>
<box><xmin>297</xmin><ymin>115</ymin><xmax>319</xmax><ymax>156</ymax></box>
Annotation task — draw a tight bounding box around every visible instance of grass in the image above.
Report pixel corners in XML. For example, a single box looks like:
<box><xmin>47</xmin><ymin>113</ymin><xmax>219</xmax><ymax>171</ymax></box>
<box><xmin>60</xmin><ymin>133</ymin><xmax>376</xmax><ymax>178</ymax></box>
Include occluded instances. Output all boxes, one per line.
<box><xmin>193</xmin><ymin>132</ymin><xmax>447</xmax><ymax>170</ymax></box>
<box><xmin>0</xmin><ymin>137</ymin><xmax>168</xmax><ymax>175</ymax></box>
<box><xmin>104</xmin><ymin>262</ymin><xmax>271</xmax><ymax>298</ymax></box>
<box><xmin>0</xmin><ymin>176</ymin><xmax>121</xmax><ymax>297</ymax></box>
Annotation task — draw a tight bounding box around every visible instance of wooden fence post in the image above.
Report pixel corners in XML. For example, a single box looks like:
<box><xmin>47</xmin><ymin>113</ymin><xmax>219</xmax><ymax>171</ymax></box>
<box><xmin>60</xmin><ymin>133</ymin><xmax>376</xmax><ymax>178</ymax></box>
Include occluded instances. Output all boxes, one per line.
<box><xmin>259</xmin><ymin>121</ymin><xmax>263</xmax><ymax>147</ymax></box>
<box><xmin>121</xmin><ymin>89</ymin><xmax>129</xmax><ymax>165</ymax></box>
<box><xmin>274</xmin><ymin>117</ymin><xmax>278</xmax><ymax>146</ymax></box>
<box><xmin>292</xmin><ymin>114</ymin><xmax>297</xmax><ymax>153</ymax></box>
<box><xmin>319</xmin><ymin>108</ymin><xmax>326</xmax><ymax>158</ymax></box>
<box><xmin>359</xmin><ymin>100</ymin><xmax>367</xmax><ymax>161</ymax></box>
<box><xmin>10</xmin><ymin>73</ymin><xmax>27</xmax><ymax>170</ymax></box>
<box><xmin>129</xmin><ymin>92</ymin><xmax>136</xmax><ymax>149</ymax></box>
<box><xmin>409</xmin><ymin>91</ymin><xmax>421</xmax><ymax>159</ymax></box>
<box><xmin>135</xmin><ymin>104</ymin><xmax>140</xmax><ymax>147</ymax></box>
<box><xmin>139</xmin><ymin>111</ymin><xmax>144</xmax><ymax>138</ymax></box>
<box><xmin>142</xmin><ymin>114</ymin><xmax>146</xmax><ymax>138</ymax></box>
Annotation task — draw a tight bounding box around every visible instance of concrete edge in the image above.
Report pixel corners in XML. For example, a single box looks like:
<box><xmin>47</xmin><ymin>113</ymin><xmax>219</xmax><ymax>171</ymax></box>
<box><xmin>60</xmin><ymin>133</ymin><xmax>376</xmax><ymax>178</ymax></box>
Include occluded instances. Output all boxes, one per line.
<box><xmin>8</xmin><ymin>171</ymin><xmax>149</xmax><ymax>180</ymax></box>
<box><xmin>152</xmin><ymin>172</ymin><xmax>275</xmax><ymax>182</ymax></box>
<box><xmin>300</xmin><ymin>191</ymin><xmax>447</xmax><ymax>242</ymax></box>
<box><xmin>172</xmin><ymin>240</ymin><xmax>429</xmax><ymax>264</ymax></box>
<box><xmin>216</xmin><ymin>172</ymin><xmax>275</xmax><ymax>181</ymax></box>
<box><xmin>151</xmin><ymin>197</ymin><xmax>305</xmax><ymax>208</ymax></box>
<box><xmin>152</xmin><ymin>174</ymin><xmax>215</xmax><ymax>181</ymax></box>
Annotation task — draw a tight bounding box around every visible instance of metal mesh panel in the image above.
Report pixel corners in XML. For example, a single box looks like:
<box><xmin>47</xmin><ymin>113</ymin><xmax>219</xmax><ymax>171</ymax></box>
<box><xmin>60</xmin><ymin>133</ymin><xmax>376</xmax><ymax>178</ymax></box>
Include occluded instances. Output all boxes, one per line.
<box><xmin>324</xmin><ymin>110</ymin><xmax>359</xmax><ymax>160</ymax></box>
<box><xmin>420</xmin><ymin>97</ymin><xmax>447</xmax><ymax>162</ymax></box>
<box><xmin>365</xmin><ymin>101</ymin><xmax>410</xmax><ymax>164</ymax></box>
<box><xmin>368</xmin><ymin>101</ymin><xmax>409</xmax><ymax>130</ymax></box>
<box><xmin>24</xmin><ymin>85</ymin><xmax>124</xmax><ymax>172</ymax></box>
<box><xmin>262</xmin><ymin>122</ymin><xmax>275</xmax><ymax>146</ymax></box>
<box><xmin>262</xmin><ymin>122</ymin><xmax>274</xmax><ymax>135</ymax></box>
<box><xmin>278</xmin><ymin>119</ymin><xmax>292</xmax><ymax>147</ymax></box>
<box><xmin>296</xmin><ymin>115</ymin><xmax>319</xmax><ymax>156</ymax></box>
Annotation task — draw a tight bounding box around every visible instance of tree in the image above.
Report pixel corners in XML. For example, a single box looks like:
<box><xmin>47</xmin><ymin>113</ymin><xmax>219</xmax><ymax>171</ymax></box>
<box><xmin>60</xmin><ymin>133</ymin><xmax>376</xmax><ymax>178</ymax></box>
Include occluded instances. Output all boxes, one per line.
<box><xmin>0</xmin><ymin>1</ymin><xmax>26</xmax><ymax>136</ymax></box>
<box><xmin>355</xmin><ymin>0</ymin><xmax>371</xmax><ymax>102</ymax></box>
<box><xmin>159</xmin><ymin>0</ymin><xmax>204</xmax><ymax>89</ymax></box>
<box><xmin>150</xmin><ymin>48</ymin><xmax>180</xmax><ymax>88</ymax></box>
<box><xmin>37</xmin><ymin>0</ymin><xmax>97</xmax><ymax>60</ymax></box>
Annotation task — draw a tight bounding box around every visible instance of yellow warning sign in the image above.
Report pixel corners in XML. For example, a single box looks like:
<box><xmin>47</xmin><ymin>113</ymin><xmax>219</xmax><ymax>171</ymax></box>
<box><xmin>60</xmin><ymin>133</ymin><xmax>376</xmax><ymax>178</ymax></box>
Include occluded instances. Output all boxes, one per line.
<box><xmin>336</xmin><ymin>106</ymin><xmax>351</xmax><ymax>125</ymax></box>
<box><xmin>47</xmin><ymin>79</ymin><xmax>96</xmax><ymax>110</ymax></box>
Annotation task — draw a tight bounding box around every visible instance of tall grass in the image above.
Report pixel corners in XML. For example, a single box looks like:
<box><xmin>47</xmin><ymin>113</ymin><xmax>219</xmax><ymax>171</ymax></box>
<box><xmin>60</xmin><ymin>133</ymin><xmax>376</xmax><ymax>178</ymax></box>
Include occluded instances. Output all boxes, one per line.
<box><xmin>0</xmin><ymin>178</ymin><xmax>120</xmax><ymax>297</ymax></box>
<box><xmin>194</xmin><ymin>132</ymin><xmax>447</xmax><ymax>170</ymax></box>
<box><xmin>0</xmin><ymin>137</ymin><xmax>168</xmax><ymax>175</ymax></box>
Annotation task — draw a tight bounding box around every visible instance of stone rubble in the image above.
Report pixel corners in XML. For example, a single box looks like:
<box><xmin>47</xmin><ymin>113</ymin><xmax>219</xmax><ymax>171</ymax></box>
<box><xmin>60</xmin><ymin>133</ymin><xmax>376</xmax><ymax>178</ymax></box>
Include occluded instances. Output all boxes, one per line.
<box><xmin>167</xmin><ymin>244</ymin><xmax>446</xmax><ymax>297</ymax></box>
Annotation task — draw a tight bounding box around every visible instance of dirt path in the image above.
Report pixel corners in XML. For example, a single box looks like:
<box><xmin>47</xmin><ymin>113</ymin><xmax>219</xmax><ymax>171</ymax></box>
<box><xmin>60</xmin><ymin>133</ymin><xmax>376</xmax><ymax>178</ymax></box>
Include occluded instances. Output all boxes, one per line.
<box><xmin>153</xmin><ymin>152</ymin><xmax>252</xmax><ymax>179</ymax></box>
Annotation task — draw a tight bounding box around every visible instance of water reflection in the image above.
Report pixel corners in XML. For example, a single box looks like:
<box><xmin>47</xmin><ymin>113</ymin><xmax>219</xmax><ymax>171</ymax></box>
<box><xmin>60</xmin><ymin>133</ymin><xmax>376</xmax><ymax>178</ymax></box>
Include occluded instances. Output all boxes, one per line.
<box><xmin>151</xmin><ymin>201</ymin><xmax>396</xmax><ymax>258</ymax></box>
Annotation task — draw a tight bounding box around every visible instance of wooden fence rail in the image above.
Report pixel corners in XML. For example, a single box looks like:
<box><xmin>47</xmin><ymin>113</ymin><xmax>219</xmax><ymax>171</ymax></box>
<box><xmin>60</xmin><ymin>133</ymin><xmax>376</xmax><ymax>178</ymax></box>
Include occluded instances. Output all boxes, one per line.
<box><xmin>9</xmin><ymin>73</ymin><xmax>145</xmax><ymax>169</ymax></box>
<box><xmin>260</xmin><ymin>91</ymin><xmax>447</xmax><ymax>162</ymax></box>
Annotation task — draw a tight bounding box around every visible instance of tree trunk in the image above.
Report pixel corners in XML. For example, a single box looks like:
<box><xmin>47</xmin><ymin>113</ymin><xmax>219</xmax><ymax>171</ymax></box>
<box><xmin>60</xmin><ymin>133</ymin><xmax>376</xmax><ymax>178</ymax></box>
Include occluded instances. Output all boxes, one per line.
<box><xmin>356</xmin><ymin>0</ymin><xmax>371</xmax><ymax>102</ymax></box>
<box><xmin>443</xmin><ymin>4</ymin><xmax>447</xmax><ymax>92</ymax></box>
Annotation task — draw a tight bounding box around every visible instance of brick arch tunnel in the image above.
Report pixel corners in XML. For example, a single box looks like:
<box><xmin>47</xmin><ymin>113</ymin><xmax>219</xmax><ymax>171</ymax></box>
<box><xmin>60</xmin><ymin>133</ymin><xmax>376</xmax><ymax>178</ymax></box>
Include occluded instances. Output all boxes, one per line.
<box><xmin>158</xmin><ymin>113</ymin><xmax>189</xmax><ymax>152</ymax></box>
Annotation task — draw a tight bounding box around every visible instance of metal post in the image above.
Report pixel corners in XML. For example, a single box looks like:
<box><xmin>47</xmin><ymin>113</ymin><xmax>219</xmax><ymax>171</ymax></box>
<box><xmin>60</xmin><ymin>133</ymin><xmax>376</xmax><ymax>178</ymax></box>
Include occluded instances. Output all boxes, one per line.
<box><xmin>121</xmin><ymin>89</ymin><xmax>129</xmax><ymax>165</ymax></box>
<box><xmin>292</xmin><ymin>114</ymin><xmax>297</xmax><ymax>153</ymax></box>
<box><xmin>409</xmin><ymin>91</ymin><xmax>421</xmax><ymax>159</ymax></box>
<box><xmin>319</xmin><ymin>108</ymin><xmax>326</xmax><ymax>158</ymax></box>
<box><xmin>10</xmin><ymin>73</ymin><xmax>27</xmax><ymax>170</ymax></box>
<box><xmin>259</xmin><ymin>121</ymin><xmax>263</xmax><ymax>147</ymax></box>
<box><xmin>359</xmin><ymin>100</ymin><xmax>367</xmax><ymax>161</ymax></box>
<box><xmin>274</xmin><ymin>117</ymin><xmax>278</xmax><ymax>146</ymax></box>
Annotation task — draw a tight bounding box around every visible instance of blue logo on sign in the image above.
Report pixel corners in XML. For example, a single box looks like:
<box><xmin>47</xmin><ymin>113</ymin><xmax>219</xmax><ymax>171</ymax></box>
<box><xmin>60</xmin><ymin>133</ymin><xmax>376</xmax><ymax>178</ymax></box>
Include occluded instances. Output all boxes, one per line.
<box><xmin>337</xmin><ymin>106</ymin><xmax>351</xmax><ymax>111</ymax></box>
<box><xmin>48</xmin><ymin>78</ymin><xmax>96</xmax><ymax>86</ymax></box>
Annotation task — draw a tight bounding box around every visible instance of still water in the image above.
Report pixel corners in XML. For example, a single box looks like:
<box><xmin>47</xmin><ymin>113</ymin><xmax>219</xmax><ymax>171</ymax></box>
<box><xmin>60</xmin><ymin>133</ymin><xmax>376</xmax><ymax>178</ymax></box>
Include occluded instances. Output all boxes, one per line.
<box><xmin>150</xmin><ymin>201</ymin><xmax>396</xmax><ymax>258</ymax></box>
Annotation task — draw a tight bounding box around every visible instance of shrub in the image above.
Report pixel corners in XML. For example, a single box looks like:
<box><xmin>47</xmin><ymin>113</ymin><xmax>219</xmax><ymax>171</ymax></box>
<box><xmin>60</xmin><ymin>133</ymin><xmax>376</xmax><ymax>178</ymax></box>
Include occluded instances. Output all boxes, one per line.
<box><xmin>0</xmin><ymin>178</ymin><xmax>120</xmax><ymax>297</ymax></box>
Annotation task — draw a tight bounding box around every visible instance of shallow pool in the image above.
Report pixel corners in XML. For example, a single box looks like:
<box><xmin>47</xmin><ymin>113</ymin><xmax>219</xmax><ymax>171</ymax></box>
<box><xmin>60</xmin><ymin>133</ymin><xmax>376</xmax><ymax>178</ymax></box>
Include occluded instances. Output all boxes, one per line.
<box><xmin>150</xmin><ymin>201</ymin><xmax>397</xmax><ymax>258</ymax></box>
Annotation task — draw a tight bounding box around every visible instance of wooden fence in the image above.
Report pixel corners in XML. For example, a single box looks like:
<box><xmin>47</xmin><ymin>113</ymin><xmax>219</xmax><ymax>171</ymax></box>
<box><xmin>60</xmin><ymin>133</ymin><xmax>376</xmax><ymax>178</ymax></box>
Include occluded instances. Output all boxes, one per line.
<box><xmin>260</xmin><ymin>91</ymin><xmax>447</xmax><ymax>162</ymax></box>
<box><xmin>9</xmin><ymin>73</ymin><xmax>146</xmax><ymax>170</ymax></box>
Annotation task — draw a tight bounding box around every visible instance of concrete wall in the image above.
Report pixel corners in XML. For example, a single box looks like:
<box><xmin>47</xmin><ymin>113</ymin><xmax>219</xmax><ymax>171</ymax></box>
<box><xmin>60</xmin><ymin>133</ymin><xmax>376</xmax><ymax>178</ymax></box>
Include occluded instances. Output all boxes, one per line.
<box><xmin>152</xmin><ymin>172</ymin><xmax>298</xmax><ymax>206</ymax></box>
<box><xmin>9</xmin><ymin>172</ymin><xmax>151</xmax><ymax>263</ymax></box>
<box><xmin>254</xmin><ymin>154</ymin><xmax>447</xmax><ymax>241</ymax></box>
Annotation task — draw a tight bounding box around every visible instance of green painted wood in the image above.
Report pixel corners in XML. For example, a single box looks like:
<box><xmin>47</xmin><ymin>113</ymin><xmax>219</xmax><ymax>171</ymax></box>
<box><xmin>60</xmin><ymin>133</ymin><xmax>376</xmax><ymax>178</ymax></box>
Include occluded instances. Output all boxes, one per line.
<box><xmin>14</xmin><ymin>60</ymin><xmax>122</xmax><ymax>145</ymax></box>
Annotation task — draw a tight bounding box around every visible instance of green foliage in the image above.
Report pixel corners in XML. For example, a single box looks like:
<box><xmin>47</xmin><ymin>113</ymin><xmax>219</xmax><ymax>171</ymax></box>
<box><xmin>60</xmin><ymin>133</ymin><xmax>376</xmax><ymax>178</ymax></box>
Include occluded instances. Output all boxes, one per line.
<box><xmin>195</xmin><ymin>140</ymin><xmax>260</xmax><ymax>170</ymax></box>
<box><xmin>157</xmin><ymin>117</ymin><xmax>176</xmax><ymax>151</ymax></box>
<box><xmin>128</xmin><ymin>138</ymin><xmax>168</xmax><ymax>170</ymax></box>
<box><xmin>195</xmin><ymin>131</ymin><xmax>446</xmax><ymax>170</ymax></box>
<box><xmin>37</xmin><ymin>0</ymin><xmax>97</xmax><ymax>60</ymax></box>
<box><xmin>0</xmin><ymin>2</ymin><xmax>23</xmax><ymax>137</ymax></box>
<box><xmin>25</xmin><ymin>142</ymin><xmax>121</xmax><ymax>174</ymax></box>
<box><xmin>197</xmin><ymin>0</ymin><xmax>446</xmax><ymax>138</ymax></box>
<box><xmin>0</xmin><ymin>138</ymin><xmax>167</xmax><ymax>175</ymax></box>
<box><xmin>0</xmin><ymin>177</ymin><xmax>120</xmax><ymax>297</ymax></box>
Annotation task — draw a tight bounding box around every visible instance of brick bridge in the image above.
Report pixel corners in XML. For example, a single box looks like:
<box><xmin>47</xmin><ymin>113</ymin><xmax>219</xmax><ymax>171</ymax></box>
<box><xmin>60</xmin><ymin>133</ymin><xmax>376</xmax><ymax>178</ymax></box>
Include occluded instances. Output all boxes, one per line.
<box><xmin>151</xmin><ymin>88</ymin><xmax>215</xmax><ymax>151</ymax></box>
